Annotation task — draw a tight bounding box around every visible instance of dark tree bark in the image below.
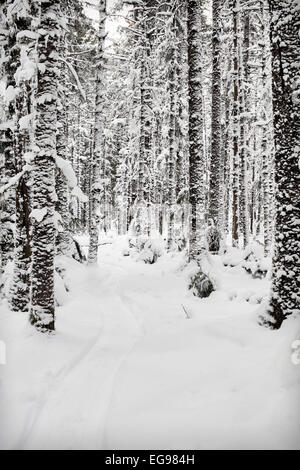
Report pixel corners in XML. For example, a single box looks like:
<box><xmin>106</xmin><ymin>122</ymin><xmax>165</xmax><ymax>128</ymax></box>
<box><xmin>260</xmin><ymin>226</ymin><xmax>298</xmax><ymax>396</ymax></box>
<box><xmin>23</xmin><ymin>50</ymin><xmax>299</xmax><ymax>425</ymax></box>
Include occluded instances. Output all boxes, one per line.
<box><xmin>30</xmin><ymin>0</ymin><xmax>61</xmax><ymax>331</ymax></box>
<box><xmin>9</xmin><ymin>5</ymin><xmax>37</xmax><ymax>313</ymax></box>
<box><xmin>232</xmin><ymin>1</ymin><xmax>239</xmax><ymax>247</ymax></box>
<box><xmin>187</xmin><ymin>0</ymin><xmax>206</xmax><ymax>261</ymax></box>
<box><xmin>208</xmin><ymin>0</ymin><xmax>222</xmax><ymax>244</ymax></box>
<box><xmin>9</xmin><ymin>80</ymin><xmax>32</xmax><ymax>312</ymax></box>
<box><xmin>56</xmin><ymin>37</ymin><xmax>73</xmax><ymax>257</ymax></box>
<box><xmin>238</xmin><ymin>6</ymin><xmax>250</xmax><ymax>249</ymax></box>
<box><xmin>136</xmin><ymin>0</ymin><xmax>155</xmax><ymax>240</ymax></box>
<box><xmin>0</xmin><ymin>1</ymin><xmax>17</xmax><ymax>270</ymax></box>
<box><xmin>167</xmin><ymin>21</ymin><xmax>177</xmax><ymax>251</ymax></box>
<box><xmin>88</xmin><ymin>0</ymin><xmax>106</xmax><ymax>264</ymax></box>
<box><xmin>265</xmin><ymin>0</ymin><xmax>300</xmax><ymax>328</ymax></box>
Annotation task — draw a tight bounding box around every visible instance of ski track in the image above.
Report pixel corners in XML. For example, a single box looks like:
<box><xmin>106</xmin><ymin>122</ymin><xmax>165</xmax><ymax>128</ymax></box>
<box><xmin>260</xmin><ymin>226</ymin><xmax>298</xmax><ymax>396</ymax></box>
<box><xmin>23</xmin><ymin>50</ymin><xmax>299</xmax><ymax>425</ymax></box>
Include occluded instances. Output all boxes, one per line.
<box><xmin>16</xmin><ymin>323</ymin><xmax>104</xmax><ymax>450</ymax></box>
<box><xmin>19</xmin><ymin>252</ymin><xmax>143</xmax><ymax>450</ymax></box>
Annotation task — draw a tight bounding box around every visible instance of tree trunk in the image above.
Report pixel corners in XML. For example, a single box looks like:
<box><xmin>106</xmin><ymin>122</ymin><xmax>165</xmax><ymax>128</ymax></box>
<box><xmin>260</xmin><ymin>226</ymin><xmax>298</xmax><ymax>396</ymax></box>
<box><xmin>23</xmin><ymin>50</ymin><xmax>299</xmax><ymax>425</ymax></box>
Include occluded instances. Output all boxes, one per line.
<box><xmin>265</xmin><ymin>0</ymin><xmax>300</xmax><ymax>328</ymax></box>
<box><xmin>0</xmin><ymin>1</ymin><xmax>17</xmax><ymax>270</ymax></box>
<box><xmin>232</xmin><ymin>1</ymin><xmax>239</xmax><ymax>247</ymax></box>
<box><xmin>187</xmin><ymin>0</ymin><xmax>206</xmax><ymax>261</ymax></box>
<box><xmin>208</xmin><ymin>0</ymin><xmax>222</xmax><ymax>240</ymax></box>
<box><xmin>30</xmin><ymin>0</ymin><xmax>61</xmax><ymax>332</ymax></box>
<box><xmin>56</xmin><ymin>39</ymin><xmax>73</xmax><ymax>257</ymax></box>
<box><xmin>9</xmin><ymin>81</ymin><xmax>32</xmax><ymax>313</ymax></box>
<box><xmin>239</xmin><ymin>7</ymin><xmax>250</xmax><ymax>249</ymax></box>
<box><xmin>167</xmin><ymin>40</ymin><xmax>177</xmax><ymax>251</ymax></box>
<box><xmin>88</xmin><ymin>0</ymin><xmax>106</xmax><ymax>264</ymax></box>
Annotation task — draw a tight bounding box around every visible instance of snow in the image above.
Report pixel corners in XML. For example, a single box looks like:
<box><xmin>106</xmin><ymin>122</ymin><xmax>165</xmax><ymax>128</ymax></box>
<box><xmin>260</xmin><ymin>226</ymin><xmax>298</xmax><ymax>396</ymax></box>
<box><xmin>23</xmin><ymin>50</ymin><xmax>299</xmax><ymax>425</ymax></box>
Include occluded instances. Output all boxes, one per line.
<box><xmin>0</xmin><ymin>120</ymin><xmax>14</xmax><ymax>131</ymax></box>
<box><xmin>36</xmin><ymin>93</ymin><xmax>56</xmax><ymax>104</ymax></box>
<box><xmin>30</xmin><ymin>208</ymin><xmax>48</xmax><ymax>223</ymax></box>
<box><xmin>71</xmin><ymin>186</ymin><xmax>88</xmax><ymax>203</ymax></box>
<box><xmin>23</xmin><ymin>151</ymin><xmax>34</xmax><ymax>164</ymax></box>
<box><xmin>0</xmin><ymin>169</ymin><xmax>27</xmax><ymax>195</ymax></box>
<box><xmin>38</xmin><ymin>63</ymin><xmax>46</xmax><ymax>74</ymax></box>
<box><xmin>4</xmin><ymin>85</ymin><xmax>20</xmax><ymax>104</ymax></box>
<box><xmin>53</xmin><ymin>211</ymin><xmax>62</xmax><ymax>231</ymax></box>
<box><xmin>14</xmin><ymin>47</ymin><xmax>36</xmax><ymax>83</ymax></box>
<box><xmin>0</xmin><ymin>237</ymin><xmax>299</xmax><ymax>450</ymax></box>
<box><xmin>16</xmin><ymin>30</ymin><xmax>38</xmax><ymax>41</ymax></box>
<box><xmin>56</xmin><ymin>156</ymin><xmax>77</xmax><ymax>188</ymax></box>
<box><xmin>56</xmin><ymin>156</ymin><xmax>88</xmax><ymax>202</ymax></box>
<box><xmin>59</xmin><ymin>58</ymin><xmax>86</xmax><ymax>102</ymax></box>
<box><xmin>19</xmin><ymin>113</ymin><xmax>34</xmax><ymax>130</ymax></box>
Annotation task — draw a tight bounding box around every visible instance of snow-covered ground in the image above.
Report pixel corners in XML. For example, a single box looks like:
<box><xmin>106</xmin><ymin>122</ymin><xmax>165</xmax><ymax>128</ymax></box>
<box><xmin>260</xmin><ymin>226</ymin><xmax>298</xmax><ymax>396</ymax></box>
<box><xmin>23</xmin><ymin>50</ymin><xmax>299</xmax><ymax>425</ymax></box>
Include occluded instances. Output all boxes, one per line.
<box><xmin>0</xmin><ymin>236</ymin><xmax>299</xmax><ymax>450</ymax></box>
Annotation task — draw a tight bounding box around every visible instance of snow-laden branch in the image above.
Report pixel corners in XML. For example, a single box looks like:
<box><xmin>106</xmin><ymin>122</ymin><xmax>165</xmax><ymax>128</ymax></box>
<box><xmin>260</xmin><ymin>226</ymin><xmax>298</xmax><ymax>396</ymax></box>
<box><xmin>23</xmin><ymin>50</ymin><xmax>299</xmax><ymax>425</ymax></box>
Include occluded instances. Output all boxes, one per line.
<box><xmin>0</xmin><ymin>152</ymin><xmax>34</xmax><ymax>195</ymax></box>
<box><xmin>0</xmin><ymin>156</ymin><xmax>88</xmax><ymax>205</ymax></box>
<box><xmin>58</xmin><ymin>57</ymin><xmax>86</xmax><ymax>102</ymax></box>
<box><xmin>56</xmin><ymin>156</ymin><xmax>88</xmax><ymax>203</ymax></box>
<box><xmin>0</xmin><ymin>167</ymin><xmax>26</xmax><ymax>195</ymax></box>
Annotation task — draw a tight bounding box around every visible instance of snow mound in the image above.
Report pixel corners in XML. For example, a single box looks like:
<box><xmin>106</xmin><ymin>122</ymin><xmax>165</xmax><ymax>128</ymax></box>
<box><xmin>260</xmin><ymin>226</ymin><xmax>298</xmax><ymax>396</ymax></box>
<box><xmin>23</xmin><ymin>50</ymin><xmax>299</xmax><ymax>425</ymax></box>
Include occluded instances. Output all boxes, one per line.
<box><xmin>128</xmin><ymin>236</ymin><xmax>164</xmax><ymax>264</ymax></box>
<box><xmin>223</xmin><ymin>243</ymin><xmax>271</xmax><ymax>279</ymax></box>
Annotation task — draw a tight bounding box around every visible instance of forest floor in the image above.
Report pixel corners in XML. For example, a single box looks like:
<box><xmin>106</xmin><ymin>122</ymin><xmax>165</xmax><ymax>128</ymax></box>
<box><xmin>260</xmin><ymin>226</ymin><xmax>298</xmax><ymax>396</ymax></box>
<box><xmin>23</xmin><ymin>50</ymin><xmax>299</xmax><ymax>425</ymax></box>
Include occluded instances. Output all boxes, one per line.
<box><xmin>0</xmin><ymin>236</ymin><xmax>299</xmax><ymax>450</ymax></box>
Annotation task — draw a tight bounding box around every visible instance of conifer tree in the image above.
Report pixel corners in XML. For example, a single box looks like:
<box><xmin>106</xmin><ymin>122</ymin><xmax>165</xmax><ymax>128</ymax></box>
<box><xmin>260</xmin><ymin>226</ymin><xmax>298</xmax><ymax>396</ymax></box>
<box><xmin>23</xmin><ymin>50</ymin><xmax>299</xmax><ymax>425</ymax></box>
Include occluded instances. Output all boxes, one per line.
<box><xmin>30</xmin><ymin>0</ymin><xmax>61</xmax><ymax>331</ymax></box>
<box><xmin>187</xmin><ymin>0</ymin><xmax>214</xmax><ymax>297</ymax></box>
<box><xmin>264</xmin><ymin>0</ymin><xmax>300</xmax><ymax>328</ymax></box>
<box><xmin>88</xmin><ymin>0</ymin><xmax>107</xmax><ymax>264</ymax></box>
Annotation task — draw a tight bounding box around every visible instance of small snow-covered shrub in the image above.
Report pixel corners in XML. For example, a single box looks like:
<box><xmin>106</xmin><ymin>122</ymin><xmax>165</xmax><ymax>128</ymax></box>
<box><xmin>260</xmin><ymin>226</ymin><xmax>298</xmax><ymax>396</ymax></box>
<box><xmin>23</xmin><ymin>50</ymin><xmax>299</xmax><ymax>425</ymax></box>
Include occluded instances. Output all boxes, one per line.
<box><xmin>128</xmin><ymin>235</ymin><xmax>164</xmax><ymax>264</ymax></box>
<box><xmin>229</xmin><ymin>289</ymin><xmax>265</xmax><ymax>304</ymax></box>
<box><xmin>176</xmin><ymin>236</ymin><xmax>187</xmax><ymax>252</ymax></box>
<box><xmin>242</xmin><ymin>243</ymin><xmax>271</xmax><ymax>279</ymax></box>
<box><xmin>138</xmin><ymin>238</ymin><xmax>163</xmax><ymax>264</ymax></box>
<box><xmin>128</xmin><ymin>237</ymin><xmax>136</xmax><ymax>248</ymax></box>
<box><xmin>131</xmin><ymin>236</ymin><xmax>145</xmax><ymax>252</ymax></box>
<box><xmin>242</xmin><ymin>257</ymin><xmax>269</xmax><ymax>279</ymax></box>
<box><xmin>206</xmin><ymin>226</ymin><xmax>221</xmax><ymax>253</ymax></box>
<box><xmin>258</xmin><ymin>304</ymin><xmax>278</xmax><ymax>329</ymax></box>
<box><xmin>222</xmin><ymin>242</ymin><xmax>271</xmax><ymax>279</ymax></box>
<box><xmin>189</xmin><ymin>271</ymin><xmax>214</xmax><ymax>298</ymax></box>
<box><xmin>55</xmin><ymin>258</ymin><xmax>70</xmax><ymax>307</ymax></box>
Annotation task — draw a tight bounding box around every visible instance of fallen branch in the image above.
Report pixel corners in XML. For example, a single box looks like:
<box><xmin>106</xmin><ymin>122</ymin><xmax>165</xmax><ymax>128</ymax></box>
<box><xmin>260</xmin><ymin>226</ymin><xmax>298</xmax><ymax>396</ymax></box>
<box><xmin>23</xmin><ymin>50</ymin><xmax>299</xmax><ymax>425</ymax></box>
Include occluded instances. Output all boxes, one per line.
<box><xmin>77</xmin><ymin>242</ymin><xmax>113</xmax><ymax>248</ymax></box>
<box><xmin>58</xmin><ymin>57</ymin><xmax>86</xmax><ymax>102</ymax></box>
<box><xmin>182</xmin><ymin>304</ymin><xmax>192</xmax><ymax>319</ymax></box>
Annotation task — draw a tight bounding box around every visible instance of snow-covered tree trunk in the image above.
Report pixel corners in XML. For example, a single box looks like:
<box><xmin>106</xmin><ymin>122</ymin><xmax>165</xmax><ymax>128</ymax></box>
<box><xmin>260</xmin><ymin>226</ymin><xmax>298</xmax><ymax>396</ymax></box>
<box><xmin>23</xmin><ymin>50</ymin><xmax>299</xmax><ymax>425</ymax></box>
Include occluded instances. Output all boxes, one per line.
<box><xmin>187</xmin><ymin>0</ymin><xmax>214</xmax><ymax>297</ymax></box>
<box><xmin>9</xmin><ymin>77</ymin><xmax>32</xmax><ymax>313</ymax></box>
<box><xmin>232</xmin><ymin>0</ymin><xmax>239</xmax><ymax>247</ymax></box>
<box><xmin>260</xmin><ymin>0</ymin><xmax>273</xmax><ymax>255</ymax></box>
<box><xmin>238</xmin><ymin>7</ymin><xmax>249</xmax><ymax>249</ymax></box>
<box><xmin>208</xmin><ymin>0</ymin><xmax>222</xmax><ymax>246</ymax></box>
<box><xmin>30</xmin><ymin>0</ymin><xmax>61</xmax><ymax>331</ymax></box>
<box><xmin>137</xmin><ymin>3</ymin><xmax>152</xmax><ymax>239</ymax></box>
<box><xmin>167</xmin><ymin>39</ymin><xmax>177</xmax><ymax>251</ymax></box>
<box><xmin>88</xmin><ymin>0</ymin><xmax>106</xmax><ymax>264</ymax></box>
<box><xmin>175</xmin><ymin>35</ymin><xmax>188</xmax><ymax>246</ymax></box>
<box><xmin>187</xmin><ymin>0</ymin><xmax>206</xmax><ymax>262</ymax></box>
<box><xmin>0</xmin><ymin>1</ymin><xmax>17</xmax><ymax>270</ymax></box>
<box><xmin>3</xmin><ymin>1</ymin><xmax>37</xmax><ymax>312</ymax></box>
<box><xmin>222</xmin><ymin>74</ymin><xmax>231</xmax><ymax>238</ymax></box>
<box><xmin>265</xmin><ymin>0</ymin><xmax>300</xmax><ymax>328</ymax></box>
<box><xmin>56</xmin><ymin>39</ymin><xmax>73</xmax><ymax>257</ymax></box>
